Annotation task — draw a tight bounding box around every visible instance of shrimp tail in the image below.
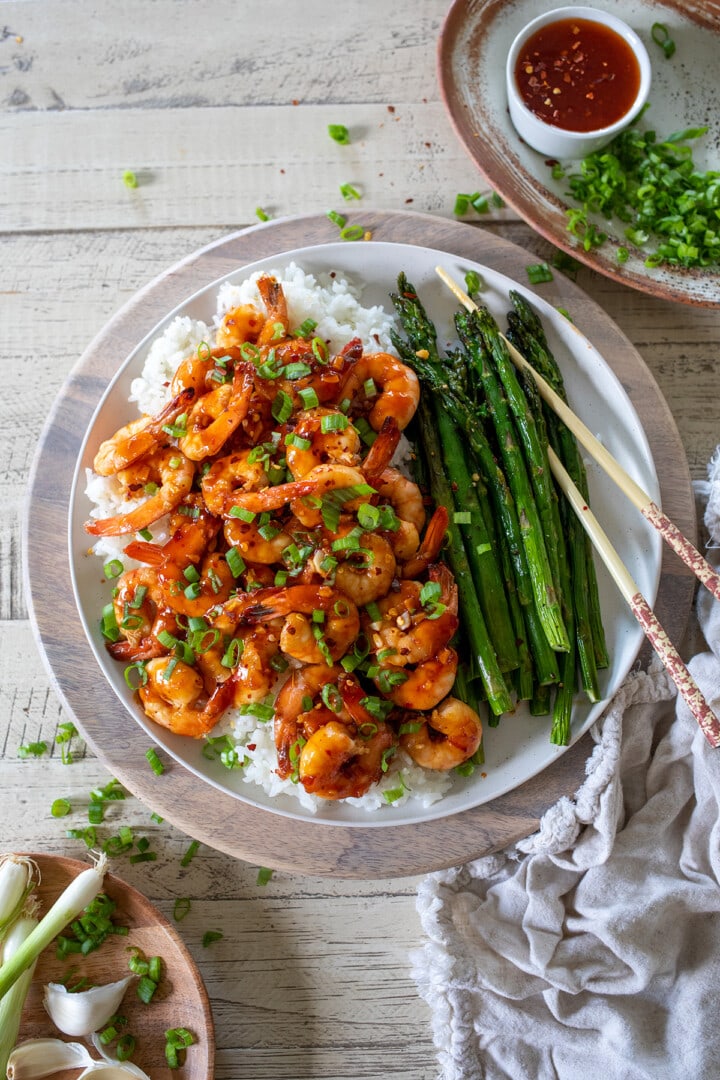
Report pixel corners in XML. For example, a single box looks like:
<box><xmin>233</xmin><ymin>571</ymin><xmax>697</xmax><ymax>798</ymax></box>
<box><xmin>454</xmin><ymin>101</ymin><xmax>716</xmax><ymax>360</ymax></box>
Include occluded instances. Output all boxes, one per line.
<box><xmin>401</xmin><ymin>506</ymin><xmax>449</xmax><ymax>578</ymax></box>
<box><xmin>361</xmin><ymin>416</ymin><xmax>401</xmax><ymax>484</ymax></box>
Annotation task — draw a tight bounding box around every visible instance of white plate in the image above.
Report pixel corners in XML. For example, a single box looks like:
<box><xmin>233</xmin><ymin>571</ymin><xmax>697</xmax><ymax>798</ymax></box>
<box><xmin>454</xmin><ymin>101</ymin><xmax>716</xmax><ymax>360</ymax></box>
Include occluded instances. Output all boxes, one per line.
<box><xmin>68</xmin><ymin>241</ymin><xmax>661</xmax><ymax>828</ymax></box>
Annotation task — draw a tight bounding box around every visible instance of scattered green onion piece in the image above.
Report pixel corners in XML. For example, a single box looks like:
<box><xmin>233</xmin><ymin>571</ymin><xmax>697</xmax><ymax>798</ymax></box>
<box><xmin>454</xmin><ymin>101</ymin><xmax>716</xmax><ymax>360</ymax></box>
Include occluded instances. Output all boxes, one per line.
<box><xmin>328</xmin><ymin>124</ymin><xmax>350</xmax><ymax>144</ymax></box>
<box><xmin>238</xmin><ymin>701</ymin><xmax>274</xmax><ymax>722</ymax></box>
<box><xmin>327</xmin><ymin>209</ymin><xmax>346</xmax><ymax>228</ymax></box>
<box><xmin>320</xmin><ymin>412</ymin><xmax>349</xmax><ymax>433</ymax></box>
<box><xmin>398</xmin><ymin>720</ymin><xmax>423</xmax><ymax>735</ymax></box>
<box><xmin>123</xmin><ymin>170</ymin><xmax>138</xmax><ymax>188</ymax></box>
<box><xmin>271</xmin><ymin>389</ymin><xmax>294</xmax><ymax>423</ymax></box>
<box><xmin>117</xmin><ymin>1034</ymin><xmax>136</xmax><ymax>1061</ymax></box>
<box><xmin>180</xmin><ymin>840</ymin><xmax>200</xmax><ymax>867</ymax></box>
<box><xmin>283</xmin><ymin>361</ymin><xmax>312</xmax><ymax>380</ymax></box>
<box><xmin>285</xmin><ymin>432</ymin><xmax>312</xmax><ymax>450</ymax></box>
<box><xmin>311</xmin><ymin>336</ymin><xmax>328</xmax><ymax>364</ymax></box>
<box><xmin>293</xmin><ymin>317</ymin><xmax>318</xmax><ymax>339</ymax></box>
<box><xmin>202</xmin><ymin>930</ymin><xmax>223</xmax><ymax>947</ymax></box>
<box><xmin>651</xmin><ymin>21</ymin><xmax>676</xmax><ymax>58</ymax></box>
<box><xmin>255</xmin><ymin>206</ymin><xmax>270</xmax><ymax>221</ymax></box>
<box><xmin>453</xmin><ymin>193</ymin><xmax>470</xmax><ymax>215</ymax></box>
<box><xmin>380</xmin><ymin>746</ymin><xmax>397</xmax><ymax>773</ymax></box>
<box><xmin>525</xmin><ymin>262</ymin><xmax>554</xmax><ymax>284</ymax></box>
<box><xmin>256</xmin><ymin>867</ymin><xmax>273</xmax><ymax>886</ymax></box>
<box><xmin>51</xmin><ymin>798</ymin><xmax>72</xmax><ymax>818</ymax></box>
<box><xmin>229</xmin><ymin>505</ymin><xmax>256</xmax><ymax>523</ymax></box>
<box><xmin>17</xmin><ymin>741</ymin><xmax>48</xmax><ymax>759</ymax></box>
<box><xmin>340</xmin><ymin>182</ymin><xmax>361</xmax><ymax>200</ymax></box>
<box><xmin>383</xmin><ymin>776</ymin><xmax>406</xmax><ymax>803</ymax></box>
<box><xmin>340</xmin><ymin>224</ymin><xmax>364</xmax><ymax>241</ymax></box>
<box><xmin>103</xmin><ymin>559</ymin><xmax>124</xmax><ymax>580</ymax></box>
<box><xmin>136</xmin><ymin>976</ymin><xmax>157</xmax><ymax>1004</ymax></box>
<box><xmin>145</xmin><ymin>747</ymin><xmax>164</xmax><ymax>776</ymax></box>
<box><xmin>617</xmin><ymin>246</ymin><xmax>629</xmax><ymax>264</ymax></box>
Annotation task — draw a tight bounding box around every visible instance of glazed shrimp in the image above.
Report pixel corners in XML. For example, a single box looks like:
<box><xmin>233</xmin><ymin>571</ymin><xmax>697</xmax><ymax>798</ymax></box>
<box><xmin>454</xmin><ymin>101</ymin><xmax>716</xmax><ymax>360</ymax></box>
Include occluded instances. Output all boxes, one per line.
<box><xmin>273</xmin><ymin>663</ymin><xmax>346</xmax><ymax>778</ymax></box>
<box><xmin>375</xmin><ymin>468</ymin><xmax>426</xmax><ymax>533</ymax></box>
<box><xmin>157</xmin><ymin>551</ymin><xmax>235</xmax><ymax>617</ymax></box>
<box><xmin>401</xmin><ymin>507</ymin><xmax>451</xmax><ymax>579</ymax></box>
<box><xmin>178</xmin><ymin>362</ymin><xmax>255</xmax><ymax>461</ymax></box>
<box><xmin>201</xmin><ymin>448</ymin><xmax>270</xmax><ymax>517</ymax></box>
<box><xmin>215</xmin><ymin>304</ymin><xmax>265</xmax><ymax>350</ymax></box>
<box><xmin>298</xmin><ymin>718</ymin><xmax>397</xmax><ymax>800</ymax></box>
<box><xmin>224</xmin><ymin>516</ymin><xmax>293</xmax><ymax>565</ymax></box>
<box><xmin>231</xmin><ymin>583</ymin><xmax>361</xmax><ymax>665</ymax></box>
<box><xmin>399</xmin><ymin>696</ymin><xmax>483</xmax><ymax>771</ymax></box>
<box><xmin>255</xmin><ymin>275</ymin><xmax>290</xmax><ymax>346</ymax></box>
<box><xmin>369</xmin><ymin>569</ymin><xmax>458</xmax><ymax>667</ymax></box>
<box><xmin>375</xmin><ymin>646</ymin><xmax>458</xmax><ymax>710</ymax></box>
<box><xmin>285</xmin><ymin>408</ymin><xmax>361</xmax><ymax>479</ymax></box>
<box><xmin>334</xmin><ymin>532</ymin><xmax>397</xmax><ymax>607</ymax></box>
<box><xmin>196</xmin><ymin>624</ymin><xmax>281</xmax><ymax>706</ymax></box>
<box><xmin>92</xmin><ymin>388</ymin><xmax>195</xmax><ymax>476</ymax></box>
<box><xmin>224</xmin><ymin>464</ymin><xmax>373</xmax><ymax>523</ymax></box>
<box><xmin>106</xmin><ymin>567</ymin><xmax>179</xmax><ymax>661</ymax></box>
<box><xmin>85</xmin><ymin>447</ymin><xmax>195</xmax><ymax>537</ymax></box>
<box><xmin>339</xmin><ymin>352</ymin><xmax>420</xmax><ymax>431</ymax></box>
<box><xmin>138</xmin><ymin>657</ymin><xmax>235</xmax><ymax>738</ymax></box>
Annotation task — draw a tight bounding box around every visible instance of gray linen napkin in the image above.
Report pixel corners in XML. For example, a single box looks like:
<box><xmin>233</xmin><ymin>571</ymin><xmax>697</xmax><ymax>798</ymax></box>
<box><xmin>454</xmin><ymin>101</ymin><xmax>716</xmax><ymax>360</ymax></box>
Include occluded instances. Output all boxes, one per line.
<box><xmin>412</xmin><ymin>449</ymin><xmax>720</xmax><ymax>1080</ymax></box>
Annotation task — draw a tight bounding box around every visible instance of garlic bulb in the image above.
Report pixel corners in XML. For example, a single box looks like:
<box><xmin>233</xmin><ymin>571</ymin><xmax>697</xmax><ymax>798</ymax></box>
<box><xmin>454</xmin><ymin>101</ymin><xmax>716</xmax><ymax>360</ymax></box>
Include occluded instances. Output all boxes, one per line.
<box><xmin>43</xmin><ymin>975</ymin><xmax>134</xmax><ymax>1037</ymax></box>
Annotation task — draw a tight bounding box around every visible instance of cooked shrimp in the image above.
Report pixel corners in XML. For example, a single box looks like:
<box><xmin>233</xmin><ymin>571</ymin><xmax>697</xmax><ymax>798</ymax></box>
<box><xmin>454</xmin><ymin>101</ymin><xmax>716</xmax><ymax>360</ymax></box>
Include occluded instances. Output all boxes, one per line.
<box><xmin>224</xmin><ymin>516</ymin><xmax>293</xmax><ymax>565</ymax></box>
<box><xmin>255</xmin><ymin>275</ymin><xmax>290</xmax><ymax>346</ymax></box>
<box><xmin>158</xmin><ymin>551</ymin><xmax>235</xmax><ymax>617</ymax></box>
<box><xmin>178</xmin><ymin>362</ymin><xmax>255</xmax><ymax>461</ymax></box>
<box><xmin>388</xmin><ymin>519</ymin><xmax>420</xmax><ymax>563</ymax></box>
<box><xmin>357</xmin><ymin>417</ymin><xmax>401</xmax><ymax>483</ymax></box>
<box><xmin>399</xmin><ymin>696</ymin><xmax>483</xmax><ymax>771</ymax></box>
<box><xmin>106</xmin><ymin>567</ymin><xmax>179</xmax><ymax>661</ymax></box>
<box><xmin>224</xmin><ymin>463</ymin><xmax>373</xmax><ymax>523</ymax></box>
<box><xmin>228</xmin><ymin>583</ymin><xmax>360</xmax><ymax>665</ymax></box>
<box><xmin>201</xmin><ymin>448</ymin><xmax>269</xmax><ymax>517</ymax></box>
<box><xmin>375</xmin><ymin>468</ymin><xmax>426</xmax><ymax>532</ymax></box>
<box><xmin>401</xmin><ymin>507</ymin><xmax>451</xmax><ymax>579</ymax></box>
<box><xmin>334</xmin><ymin>532</ymin><xmax>397</xmax><ymax>607</ymax></box>
<box><xmin>138</xmin><ymin>657</ymin><xmax>234</xmax><ymax>738</ymax></box>
<box><xmin>85</xmin><ymin>447</ymin><xmax>195</xmax><ymax>537</ymax></box>
<box><xmin>196</xmin><ymin>624</ymin><xmax>281</xmax><ymax>706</ymax></box>
<box><xmin>273</xmin><ymin>663</ymin><xmax>346</xmax><ymax>778</ymax></box>
<box><xmin>92</xmin><ymin>388</ymin><xmax>195</xmax><ymax>476</ymax></box>
<box><xmin>285</xmin><ymin>408</ymin><xmax>361</xmax><ymax>479</ymax></box>
<box><xmin>215</xmin><ymin>304</ymin><xmax>265</xmax><ymax>350</ymax></box>
<box><xmin>298</xmin><ymin>718</ymin><xmax>397</xmax><ymax>800</ymax></box>
<box><xmin>339</xmin><ymin>352</ymin><xmax>420</xmax><ymax>431</ymax></box>
<box><xmin>369</xmin><ymin>572</ymin><xmax>458</xmax><ymax>667</ymax></box>
<box><xmin>376</xmin><ymin>646</ymin><xmax>458</xmax><ymax>709</ymax></box>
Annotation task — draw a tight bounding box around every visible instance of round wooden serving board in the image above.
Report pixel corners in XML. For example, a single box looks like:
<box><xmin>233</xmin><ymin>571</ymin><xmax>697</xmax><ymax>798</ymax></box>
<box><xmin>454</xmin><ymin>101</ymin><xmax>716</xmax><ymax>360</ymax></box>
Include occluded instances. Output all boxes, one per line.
<box><xmin>15</xmin><ymin>853</ymin><xmax>214</xmax><ymax>1078</ymax></box>
<box><xmin>24</xmin><ymin>211</ymin><xmax>696</xmax><ymax>878</ymax></box>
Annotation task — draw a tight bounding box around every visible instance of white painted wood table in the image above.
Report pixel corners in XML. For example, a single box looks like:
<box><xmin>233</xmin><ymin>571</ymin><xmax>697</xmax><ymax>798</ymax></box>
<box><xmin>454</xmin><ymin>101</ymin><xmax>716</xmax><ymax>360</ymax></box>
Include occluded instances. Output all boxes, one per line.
<box><xmin>2</xmin><ymin>3</ymin><xmax>719</xmax><ymax>1077</ymax></box>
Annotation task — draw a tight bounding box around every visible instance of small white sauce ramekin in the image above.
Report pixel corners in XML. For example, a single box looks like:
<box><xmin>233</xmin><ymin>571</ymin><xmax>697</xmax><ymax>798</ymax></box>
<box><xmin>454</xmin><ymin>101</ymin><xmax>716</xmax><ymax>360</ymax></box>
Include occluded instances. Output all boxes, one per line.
<box><xmin>506</xmin><ymin>6</ymin><xmax>652</xmax><ymax>158</ymax></box>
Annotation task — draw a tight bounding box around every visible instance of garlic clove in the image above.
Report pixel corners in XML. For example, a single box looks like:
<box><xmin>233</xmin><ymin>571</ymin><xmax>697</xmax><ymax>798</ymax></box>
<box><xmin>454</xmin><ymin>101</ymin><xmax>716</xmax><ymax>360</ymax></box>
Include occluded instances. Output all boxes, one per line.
<box><xmin>43</xmin><ymin>975</ymin><xmax>134</xmax><ymax>1037</ymax></box>
<box><xmin>78</xmin><ymin>1067</ymin><xmax>152</xmax><ymax>1079</ymax></box>
<box><xmin>6</xmin><ymin>1037</ymin><xmax>95</xmax><ymax>1078</ymax></box>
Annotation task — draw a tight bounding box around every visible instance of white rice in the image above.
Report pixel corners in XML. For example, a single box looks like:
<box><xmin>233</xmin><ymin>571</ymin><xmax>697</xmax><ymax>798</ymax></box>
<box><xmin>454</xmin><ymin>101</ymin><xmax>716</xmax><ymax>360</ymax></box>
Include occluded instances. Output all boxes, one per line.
<box><xmin>86</xmin><ymin>263</ymin><xmax>455</xmax><ymax>813</ymax></box>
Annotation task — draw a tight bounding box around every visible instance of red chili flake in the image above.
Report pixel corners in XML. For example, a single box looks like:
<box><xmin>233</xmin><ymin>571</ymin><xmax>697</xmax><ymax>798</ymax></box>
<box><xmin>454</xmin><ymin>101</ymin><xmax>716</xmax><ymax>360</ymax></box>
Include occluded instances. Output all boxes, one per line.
<box><xmin>387</xmin><ymin>105</ymin><xmax>395</xmax><ymax>113</ymax></box>
<box><xmin>247</xmin><ymin>743</ymin><xmax>256</xmax><ymax>751</ymax></box>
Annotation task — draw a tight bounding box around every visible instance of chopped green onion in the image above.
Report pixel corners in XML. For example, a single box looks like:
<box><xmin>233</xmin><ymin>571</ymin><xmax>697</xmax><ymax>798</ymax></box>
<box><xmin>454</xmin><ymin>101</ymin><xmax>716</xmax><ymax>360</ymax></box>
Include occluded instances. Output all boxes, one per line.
<box><xmin>328</xmin><ymin>124</ymin><xmax>350</xmax><ymax>144</ymax></box>
<box><xmin>311</xmin><ymin>336</ymin><xmax>328</xmax><ymax>364</ymax></box>
<box><xmin>117</xmin><ymin>1034</ymin><xmax>136</xmax><ymax>1061</ymax></box>
<box><xmin>383</xmin><ymin>775</ymin><xmax>406</xmax><ymax>803</ymax></box>
<box><xmin>283</xmin><ymin>361</ymin><xmax>312</xmax><ymax>380</ymax></box>
<box><xmin>145</xmin><ymin>747</ymin><xmax>164</xmax><ymax>776</ymax></box>
<box><xmin>238</xmin><ymin>701</ymin><xmax>274</xmax><ymax>722</ymax></box>
<box><xmin>255</xmin><ymin>206</ymin><xmax>270</xmax><ymax>221</ymax></box>
<box><xmin>17</xmin><ymin>741</ymin><xmax>48</xmax><ymax>759</ymax></box>
<box><xmin>51</xmin><ymin>798</ymin><xmax>72</xmax><ymax>818</ymax></box>
<box><xmin>136</xmin><ymin>975</ymin><xmax>157</xmax><ymax>1004</ymax></box>
<box><xmin>271</xmin><ymin>389</ymin><xmax>294</xmax><ymax>423</ymax></box>
<box><xmin>320</xmin><ymin>412</ymin><xmax>349</xmax><ymax>433</ymax></box>
<box><xmin>180</xmin><ymin>840</ymin><xmax>200</xmax><ymax>867</ymax></box>
<box><xmin>229</xmin><ymin>505</ymin><xmax>256</xmax><ymax>523</ymax></box>
<box><xmin>103</xmin><ymin>559</ymin><xmax>124</xmax><ymax>580</ymax></box>
<box><xmin>293</xmin><ymin>318</ymin><xmax>318</xmax><ymax>339</ymax></box>
<box><xmin>340</xmin><ymin>224</ymin><xmax>364</xmax><ymax>242</ymax></box>
<box><xmin>256</xmin><ymin>867</ymin><xmax>273</xmax><ymax>886</ymax></box>
<box><xmin>123</xmin><ymin>170</ymin><xmax>138</xmax><ymax>188</ymax></box>
<box><xmin>327</xmin><ymin>209</ymin><xmax>346</xmax><ymax>228</ymax></box>
<box><xmin>380</xmin><ymin>745</ymin><xmax>397</xmax><ymax>772</ymax></box>
<box><xmin>285</xmin><ymin>432</ymin><xmax>312</xmax><ymax>450</ymax></box>
<box><xmin>202</xmin><ymin>930</ymin><xmax>223</xmax><ymax>947</ymax></box>
<box><xmin>298</xmin><ymin>387</ymin><xmax>319</xmax><ymax>410</ymax></box>
<box><xmin>340</xmin><ymin>182</ymin><xmax>361</xmax><ymax>200</ymax></box>
<box><xmin>651</xmin><ymin>21</ymin><xmax>676</xmax><ymax>58</ymax></box>
<box><xmin>165</xmin><ymin>1027</ymin><xmax>195</xmax><ymax>1068</ymax></box>
<box><xmin>525</xmin><ymin>262</ymin><xmax>554</xmax><ymax>284</ymax></box>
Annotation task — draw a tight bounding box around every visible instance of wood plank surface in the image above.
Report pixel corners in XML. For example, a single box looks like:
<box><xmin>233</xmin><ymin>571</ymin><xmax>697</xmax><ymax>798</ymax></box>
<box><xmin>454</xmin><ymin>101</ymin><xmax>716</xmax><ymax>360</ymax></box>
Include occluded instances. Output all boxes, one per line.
<box><xmin>2</xmin><ymin>0</ymin><xmax>718</xmax><ymax>1076</ymax></box>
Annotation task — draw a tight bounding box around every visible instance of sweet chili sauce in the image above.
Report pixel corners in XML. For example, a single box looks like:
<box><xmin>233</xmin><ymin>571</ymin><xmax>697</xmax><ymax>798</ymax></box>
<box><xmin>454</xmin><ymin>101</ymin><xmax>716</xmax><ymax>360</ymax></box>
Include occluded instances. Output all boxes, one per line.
<box><xmin>514</xmin><ymin>17</ymin><xmax>641</xmax><ymax>132</ymax></box>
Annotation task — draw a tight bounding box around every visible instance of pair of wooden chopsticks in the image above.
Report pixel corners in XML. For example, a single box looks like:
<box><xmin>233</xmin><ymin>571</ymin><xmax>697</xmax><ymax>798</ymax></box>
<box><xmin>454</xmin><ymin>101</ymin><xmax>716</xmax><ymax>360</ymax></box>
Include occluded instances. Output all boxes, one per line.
<box><xmin>436</xmin><ymin>266</ymin><xmax>720</xmax><ymax>747</ymax></box>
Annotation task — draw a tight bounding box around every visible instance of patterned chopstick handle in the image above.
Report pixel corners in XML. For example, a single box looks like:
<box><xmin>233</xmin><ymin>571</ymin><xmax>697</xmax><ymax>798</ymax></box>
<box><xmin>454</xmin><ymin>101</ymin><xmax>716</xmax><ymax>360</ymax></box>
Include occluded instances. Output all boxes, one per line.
<box><xmin>630</xmin><ymin>591</ymin><xmax>720</xmax><ymax>748</ymax></box>
<box><xmin>643</xmin><ymin>501</ymin><xmax>720</xmax><ymax>602</ymax></box>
